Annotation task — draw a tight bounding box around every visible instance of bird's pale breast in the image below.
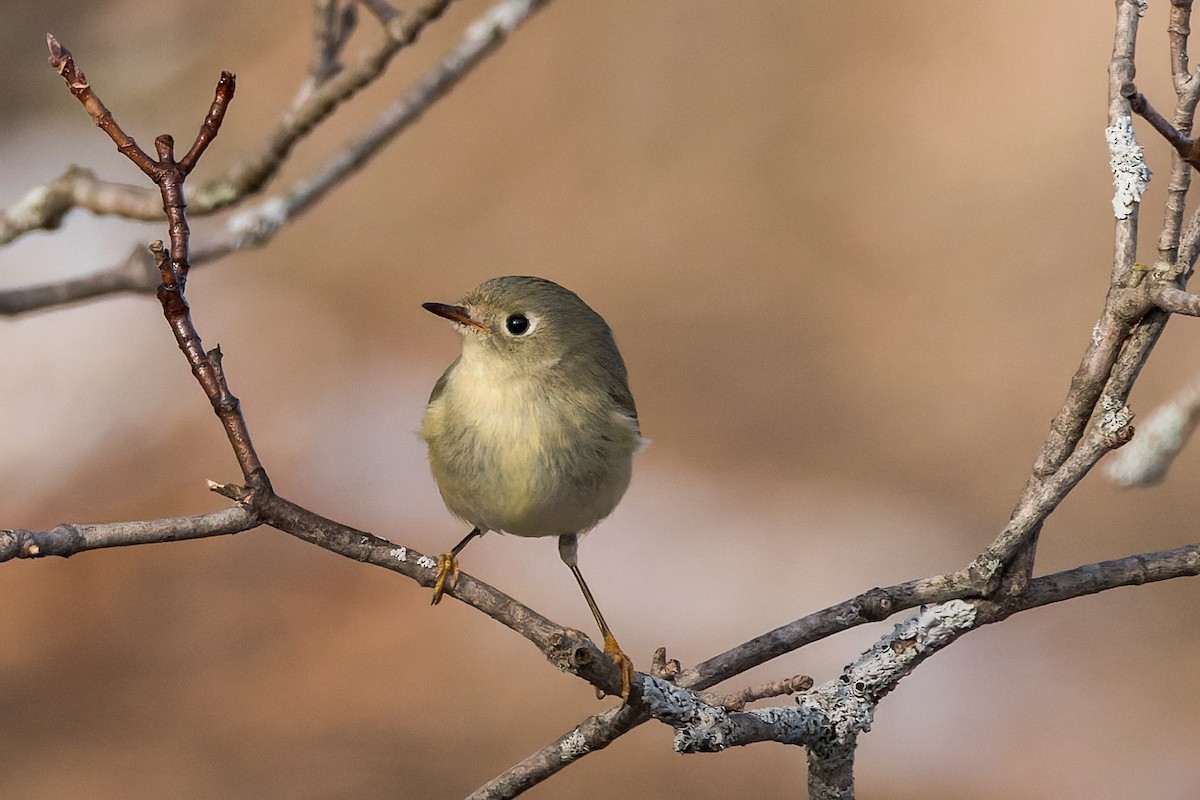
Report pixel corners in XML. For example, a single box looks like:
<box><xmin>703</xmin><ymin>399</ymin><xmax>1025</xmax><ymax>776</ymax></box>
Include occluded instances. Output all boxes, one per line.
<box><xmin>421</xmin><ymin>355</ymin><xmax>638</xmax><ymax>537</ymax></box>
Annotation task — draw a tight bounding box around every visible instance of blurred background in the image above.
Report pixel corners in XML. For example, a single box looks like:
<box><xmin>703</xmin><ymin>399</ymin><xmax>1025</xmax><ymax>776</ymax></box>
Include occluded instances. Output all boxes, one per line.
<box><xmin>2</xmin><ymin>1</ymin><xmax>1199</xmax><ymax>797</ymax></box>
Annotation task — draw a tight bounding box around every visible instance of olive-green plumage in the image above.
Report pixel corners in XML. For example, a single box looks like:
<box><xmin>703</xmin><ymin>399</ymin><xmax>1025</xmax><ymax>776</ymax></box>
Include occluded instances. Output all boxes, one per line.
<box><xmin>421</xmin><ymin>276</ymin><xmax>642</xmax><ymax>544</ymax></box>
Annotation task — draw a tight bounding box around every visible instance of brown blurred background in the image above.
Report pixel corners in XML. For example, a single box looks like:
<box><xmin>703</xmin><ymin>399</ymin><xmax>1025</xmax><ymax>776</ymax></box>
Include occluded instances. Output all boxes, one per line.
<box><xmin>3</xmin><ymin>2</ymin><xmax>1200</xmax><ymax>797</ymax></box>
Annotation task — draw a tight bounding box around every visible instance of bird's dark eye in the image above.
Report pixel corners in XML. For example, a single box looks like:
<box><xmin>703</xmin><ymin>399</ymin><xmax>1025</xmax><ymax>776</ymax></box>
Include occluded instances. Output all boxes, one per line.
<box><xmin>505</xmin><ymin>314</ymin><xmax>531</xmax><ymax>335</ymax></box>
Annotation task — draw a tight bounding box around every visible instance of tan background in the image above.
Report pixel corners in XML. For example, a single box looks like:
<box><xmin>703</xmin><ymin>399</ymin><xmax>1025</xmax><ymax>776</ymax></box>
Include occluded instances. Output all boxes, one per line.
<box><xmin>3</xmin><ymin>2</ymin><xmax>1199</xmax><ymax>797</ymax></box>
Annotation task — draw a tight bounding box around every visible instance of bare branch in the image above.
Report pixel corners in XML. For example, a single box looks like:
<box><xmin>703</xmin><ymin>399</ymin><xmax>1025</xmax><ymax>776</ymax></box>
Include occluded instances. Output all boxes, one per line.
<box><xmin>0</xmin><ymin>166</ymin><xmax>146</xmax><ymax>246</ymax></box>
<box><xmin>1151</xmin><ymin>3</ymin><xmax>1200</xmax><ymax>268</ymax></box>
<box><xmin>1107</xmin><ymin>2</ymin><xmax>1146</xmax><ymax>284</ymax></box>
<box><xmin>652</xmin><ymin>603</ymin><xmax>976</xmax><ymax>764</ymax></box>
<box><xmin>179</xmin><ymin>71</ymin><xmax>237</xmax><ymax>174</ymax></box>
<box><xmin>679</xmin><ymin>567</ymin><xmax>979</xmax><ymax>690</ymax></box>
<box><xmin>1169</xmin><ymin>0</ymin><xmax>1196</xmax><ymax>95</ymax></box>
<box><xmin>0</xmin><ymin>506</ymin><xmax>259</xmax><ymax>561</ymax></box>
<box><xmin>198</xmin><ymin>0</ymin><xmax>461</xmax><ymax>210</ymax></box>
<box><xmin>0</xmin><ymin>0</ymin><xmax>553</xmax><ymax>318</ymax></box>
<box><xmin>1152</xmin><ymin>282</ymin><xmax>1200</xmax><ymax>314</ymax></box>
<box><xmin>1</xmin><ymin>1</ymin><xmax>461</xmax><ymax>247</ymax></box>
<box><xmin>46</xmin><ymin>39</ymin><xmax>272</xmax><ymax>492</ymax></box>
<box><xmin>0</xmin><ymin>244</ymin><xmax>158</xmax><ymax>315</ymax></box>
<box><xmin>45</xmin><ymin>33</ymin><xmax>156</xmax><ymax>177</ymax></box>
<box><xmin>706</xmin><ymin>674</ymin><xmax>814</xmax><ymax>712</ymax></box>
<box><xmin>1030</xmin><ymin>313</ymin><xmax>1134</xmax><ymax>480</ymax></box>
<box><xmin>1125</xmin><ymin>85</ymin><xmax>1197</xmax><ymax>156</ymax></box>
<box><xmin>1128</xmin><ymin>3</ymin><xmax>1200</xmax><ymax>277</ymax></box>
<box><xmin>306</xmin><ymin>0</ymin><xmax>358</xmax><ymax>86</ymax></box>
<box><xmin>1014</xmin><ymin>542</ymin><xmax>1200</xmax><ymax>612</ymax></box>
<box><xmin>997</xmin><ymin>406</ymin><xmax>1132</xmax><ymax>538</ymax></box>
<box><xmin>465</xmin><ymin>705</ymin><xmax>649</xmax><ymax>800</ymax></box>
<box><xmin>200</xmin><ymin>0</ymin><xmax>555</xmax><ymax>261</ymax></box>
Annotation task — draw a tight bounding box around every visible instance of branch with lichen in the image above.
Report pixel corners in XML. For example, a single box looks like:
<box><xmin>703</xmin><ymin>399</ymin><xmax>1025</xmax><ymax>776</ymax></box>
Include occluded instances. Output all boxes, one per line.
<box><xmin>469</xmin><ymin>540</ymin><xmax>1200</xmax><ymax>798</ymax></box>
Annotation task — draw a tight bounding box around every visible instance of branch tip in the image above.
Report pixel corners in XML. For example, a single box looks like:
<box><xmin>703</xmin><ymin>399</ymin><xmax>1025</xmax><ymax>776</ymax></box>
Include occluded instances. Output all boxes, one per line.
<box><xmin>46</xmin><ymin>32</ymin><xmax>66</xmax><ymax>68</ymax></box>
<box><xmin>208</xmin><ymin>480</ymin><xmax>250</xmax><ymax>501</ymax></box>
<box><xmin>651</xmin><ymin>647</ymin><xmax>681</xmax><ymax>681</ymax></box>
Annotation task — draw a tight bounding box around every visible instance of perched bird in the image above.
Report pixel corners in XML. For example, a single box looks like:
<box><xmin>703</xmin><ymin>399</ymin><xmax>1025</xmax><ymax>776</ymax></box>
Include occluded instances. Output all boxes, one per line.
<box><xmin>420</xmin><ymin>276</ymin><xmax>642</xmax><ymax>697</ymax></box>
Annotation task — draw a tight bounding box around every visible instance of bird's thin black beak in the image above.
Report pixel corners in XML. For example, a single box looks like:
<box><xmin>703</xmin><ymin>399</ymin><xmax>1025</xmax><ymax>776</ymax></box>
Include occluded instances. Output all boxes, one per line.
<box><xmin>422</xmin><ymin>302</ymin><xmax>488</xmax><ymax>332</ymax></box>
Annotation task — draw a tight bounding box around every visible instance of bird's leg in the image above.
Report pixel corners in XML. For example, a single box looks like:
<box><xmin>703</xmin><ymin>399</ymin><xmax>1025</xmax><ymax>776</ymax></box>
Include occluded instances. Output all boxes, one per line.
<box><xmin>431</xmin><ymin>527</ymin><xmax>483</xmax><ymax>605</ymax></box>
<box><xmin>571</xmin><ymin>564</ymin><xmax>634</xmax><ymax>699</ymax></box>
<box><xmin>559</xmin><ymin>534</ymin><xmax>634</xmax><ymax>699</ymax></box>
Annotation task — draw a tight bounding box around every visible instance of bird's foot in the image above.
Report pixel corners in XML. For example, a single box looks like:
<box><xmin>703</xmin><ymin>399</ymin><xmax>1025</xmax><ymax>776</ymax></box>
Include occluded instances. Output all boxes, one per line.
<box><xmin>430</xmin><ymin>551</ymin><xmax>461</xmax><ymax>605</ymax></box>
<box><xmin>597</xmin><ymin>633</ymin><xmax>635</xmax><ymax>700</ymax></box>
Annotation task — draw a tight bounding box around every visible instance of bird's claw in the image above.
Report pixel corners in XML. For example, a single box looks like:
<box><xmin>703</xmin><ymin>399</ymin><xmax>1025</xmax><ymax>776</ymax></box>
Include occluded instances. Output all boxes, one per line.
<box><xmin>597</xmin><ymin>633</ymin><xmax>635</xmax><ymax>700</ymax></box>
<box><xmin>430</xmin><ymin>551</ymin><xmax>461</xmax><ymax>605</ymax></box>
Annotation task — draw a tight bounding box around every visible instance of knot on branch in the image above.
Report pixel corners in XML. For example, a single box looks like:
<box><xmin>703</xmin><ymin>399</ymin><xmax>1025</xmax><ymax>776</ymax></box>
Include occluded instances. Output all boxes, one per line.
<box><xmin>650</xmin><ymin>646</ymin><xmax>681</xmax><ymax>682</ymax></box>
<box><xmin>0</xmin><ymin>525</ymin><xmax>84</xmax><ymax>561</ymax></box>
<box><xmin>966</xmin><ymin>552</ymin><xmax>1005</xmax><ymax>593</ymax></box>
<box><xmin>546</xmin><ymin>629</ymin><xmax>602</xmax><ymax>673</ymax></box>
<box><xmin>858</xmin><ymin>587</ymin><xmax>896</xmax><ymax>621</ymax></box>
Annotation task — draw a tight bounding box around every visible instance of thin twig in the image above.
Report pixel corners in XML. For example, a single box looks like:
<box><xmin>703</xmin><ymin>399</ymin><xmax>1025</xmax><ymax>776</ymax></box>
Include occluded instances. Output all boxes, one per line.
<box><xmin>1151</xmin><ymin>2</ymin><xmax>1200</xmax><ymax>267</ymax></box>
<box><xmin>679</xmin><ymin>568</ymin><xmax>977</xmax><ymax>690</ymax></box>
<box><xmin>180</xmin><ymin>71</ymin><xmax>237</xmax><ymax>173</ymax></box>
<box><xmin>45</xmin><ymin>34</ymin><xmax>155</xmax><ymax>176</ymax></box>
<box><xmin>0</xmin><ymin>0</ymin><xmax>552</xmax><ymax>319</ymax></box>
<box><xmin>0</xmin><ymin>506</ymin><xmax>260</xmax><ymax>561</ymax></box>
<box><xmin>201</xmin><ymin>0</ymin><xmax>554</xmax><ymax>261</ymax></box>
<box><xmin>1</xmin><ymin>2</ymin><xmax>455</xmax><ymax>247</ymax></box>
<box><xmin>0</xmin><ymin>244</ymin><xmax>158</xmax><ymax>315</ymax></box>
<box><xmin>49</xmin><ymin>37</ymin><xmax>267</xmax><ymax>495</ymax></box>
<box><xmin>306</xmin><ymin>0</ymin><xmax>358</xmax><ymax>86</ymax></box>
<box><xmin>706</xmin><ymin>675</ymin><xmax>813</xmax><ymax>712</ymax></box>
<box><xmin>1169</xmin><ymin>0</ymin><xmax>1195</xmax><ymax>92</ymax></box>
<box><xmin>1125</xmin><ymin>85</ymin><xmax>1198</xmax><ymax>156</ymax></box>
<box><xmin>199</xmin><ymin>0</ymin><xmax>460</xmax><ymax>209</ymax></box>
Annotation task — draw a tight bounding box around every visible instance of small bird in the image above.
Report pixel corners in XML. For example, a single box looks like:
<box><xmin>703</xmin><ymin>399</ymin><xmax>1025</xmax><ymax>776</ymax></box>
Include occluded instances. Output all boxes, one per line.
<box><xmin>420</xmin><ymin>276</ymin><xmax>642</xmax><ymax>697</ymax></box>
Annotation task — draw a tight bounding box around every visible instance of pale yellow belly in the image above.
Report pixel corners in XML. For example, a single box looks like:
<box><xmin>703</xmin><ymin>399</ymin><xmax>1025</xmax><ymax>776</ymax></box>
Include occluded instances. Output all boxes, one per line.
<box><xmin>422</xmin><ymin>372</ymin><xmax>638</xmax><ymax>537</ymax></box>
